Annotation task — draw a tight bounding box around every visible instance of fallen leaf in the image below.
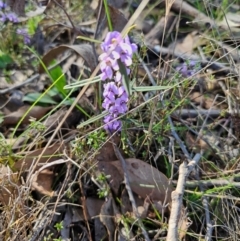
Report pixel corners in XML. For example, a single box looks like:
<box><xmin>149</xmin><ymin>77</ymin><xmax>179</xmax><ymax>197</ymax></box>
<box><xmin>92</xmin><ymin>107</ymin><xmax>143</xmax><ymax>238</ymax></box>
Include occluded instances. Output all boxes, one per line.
<box><xmin>99</xmin><ymin>158</ymin><xmax>173</xmax><ymax>204</ymax></box>
<box><xmin>39</xmin><ymin>44</ymin><xmax>97</xmax><ymax>73</ymax></box>
<box><xmin>31</xmin><ymin>168</ymin><xmax>55</xmax><ymax>196</ymax></box>
<box><xmin>2</xmin><ymin>105</ymin><xmax>52</xmax><ymax>126</ymax></box>
<box><xmin>97</xmin><ymin>161</ymin><xmax>123</xmax><ymax>195</ymax></box>
<box><xmin>169</xmin><ymin>31</ymin><xmax>200</xmax><ymax>55</ymax></box>
<box><xmin>100</xmin><ymin>197</ymin><xmax>116</xmax><ymax>241</ymax></box>
<box><xmin>14</xmin><ymin>143</ymin><xmax>63</xmax><ymax>171</ymax></box>
<box><xmin>108</xmin><ymin>0</ymin><xmax>125</xmax><ymax>8</ymax></box>
<box><xmin>97</xmin><ymin>4</ymin><xmax>128</xmax><ymax>35</ymax></box>
<box><xmin>30</xmin><ymin>159</ymin><xmax>68</xmax><ymax>196</ymax></box>
<box><xmin>95</xmin><ymin>135</ymin><xmax>120</xmax><ymax>162</ymax></box>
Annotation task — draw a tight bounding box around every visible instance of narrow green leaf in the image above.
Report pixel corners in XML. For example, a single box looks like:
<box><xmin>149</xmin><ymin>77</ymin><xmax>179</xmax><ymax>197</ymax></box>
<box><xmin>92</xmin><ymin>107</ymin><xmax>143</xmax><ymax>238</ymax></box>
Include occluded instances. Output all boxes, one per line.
<box><xmin>49</xmin><ymin>64</ymin><xmax>67</xmax><ymax>96</ymax></box>
<box><xmin>118</xmin><ymin>60</ymin><xmax>131</xmax><ymax>96</ymax></box>
<box><xmin>103</xmin><ymin>0</ymin><xmax>113</xmax><ymax>31</ymax></box>
<box><xmin>77</xmin><ymin>111</ymin><xmax>108</xmax><ymax>129</ymax></box>
<box><xmin>64</xmin><ymin>76</ymin><xmax>101</xmax><ymax>89</ymax></box>
<box><xmin>23</xmin><ymin>93</ymin><xmax>57</xmax><ymax>104</ymax></box>
<box><xmin>133</xmin><ymin>85</ymin><xmax>177</xmax><ymax>92</ymax></box>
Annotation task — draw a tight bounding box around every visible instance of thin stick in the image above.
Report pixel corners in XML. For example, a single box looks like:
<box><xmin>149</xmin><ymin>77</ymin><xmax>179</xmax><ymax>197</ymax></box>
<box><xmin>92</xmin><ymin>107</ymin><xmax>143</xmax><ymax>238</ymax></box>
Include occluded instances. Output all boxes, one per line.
<box><xmin>166</xmin><ymin>153</ymin><xmax>201</xmax><ymax>241</ymax></box>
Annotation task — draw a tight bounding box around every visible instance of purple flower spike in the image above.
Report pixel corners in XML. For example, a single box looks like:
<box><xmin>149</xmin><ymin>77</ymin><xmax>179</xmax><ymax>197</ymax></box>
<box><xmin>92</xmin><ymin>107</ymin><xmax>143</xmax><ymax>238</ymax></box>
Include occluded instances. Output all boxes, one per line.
<box><xmin>100</xmin><ymin>31</ymin><xmax>137</xmax><ymax>133</ymax></box>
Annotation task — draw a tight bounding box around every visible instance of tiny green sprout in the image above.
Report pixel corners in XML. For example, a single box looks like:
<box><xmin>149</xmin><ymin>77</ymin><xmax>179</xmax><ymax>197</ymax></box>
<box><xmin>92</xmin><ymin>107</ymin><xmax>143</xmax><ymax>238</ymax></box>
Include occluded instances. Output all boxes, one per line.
<box><xmin>53</xmin><ymin>238</ymin><xmax>63</xmax><ymax>241</ymax></box>
<box><xmin>96</xmin><ymin>173</ymin><xmax>110</xmax><ymax>182</ymax></box>
<box><xmin>43</xmin><ymin>233</ymin><xmax>53</xmax><ymax>241</ymax></box>
<box><xmin>29</xmin><ymin>118</ymin><xmax>46</xmax><ymax>132</ymax></box>
<box><xmin>86</xmin><ymin>130</ymin><xmax>106</xmax><ymax>150</ymax></box>
<box><xmin>54</xmin><ymin>221</ymin><xmax>64</xmax><ymax>232</ymax></box>
<box><xmin>97</xmin><ymin>187</ymin><xmax>109</xmax><ymax>198</ymax></box>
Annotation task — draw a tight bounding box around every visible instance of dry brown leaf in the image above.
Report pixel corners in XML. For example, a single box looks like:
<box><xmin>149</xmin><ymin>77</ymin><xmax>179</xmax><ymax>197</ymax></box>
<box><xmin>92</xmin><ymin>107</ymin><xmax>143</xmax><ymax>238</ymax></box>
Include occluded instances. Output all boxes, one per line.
<box><xmin>169</xmin><ymin>32</ymin><xmax>200</xmax><ymax>55</ymax></box>
<box><xmin>113</xmin><ymin>158</ymin><xmax>172</xmax><ymax>203</ymax></box>
<box><xmin>185</xmin><ymin>132</ymin><xmax>208</xmax><ymax>152</ymax></box>
<box><xmin>107</xmin><ymin>5</ymin><xmax>128</xmax><ymax>31</ymax></box>
<box><xmin>30</xmin><ymin>159</ymin><xmax>68</xmax><ymax>197</ymax></box>
<box><xmin>97</xmin><ymin>4</ymin><xmax>128</xmax><ymax>34</ymax></box>
<box><xmin>99</xmin><ymin>197</ymin><xmax>116</xmax><ymax>241</ymax></box>
<box><xmin>39</xmin><ymin>44</ymin><xmax>97</xmax><ymax>73</ymax></box>
<box><xmin>190</xmin><ymin>92</ymin><xmax>218</xmax><ymax>109</ymax></box>
<box><xmin>14</xmin><ymin>143</ymin><xmax>63</xmax><ymax>171</ymax></box>
<box><xmin>31</xmin><ymin>168</ymin><xmax>55</xmax><ymax>196</ymax></box>
<box><xmin>2</xmin><ymin>106</ymin><xmax>52</xmax><ymax>126</ymax></box>
<box><xmin>95</xmin><ymin>135</ymin><xmax>120</xmax><ymax>162</ymax></box>
<box><xmin>97</xmin><ymin>161</ymin><xmax>123</xmax><ymax>195</ymax></box>
<box><xmin>0</xmin><ymin>165</ymin><xmax>19</xmax><ymax>205</ymax></box>
<box><xmin>108</xmin><ymin>0</ymin><xmax>125</xmax><ymax>8</ymax></box>
<box><xmin>100</xmin><ymin>158</ymin><xmax>173</xmax><ymax>203</ymax></box>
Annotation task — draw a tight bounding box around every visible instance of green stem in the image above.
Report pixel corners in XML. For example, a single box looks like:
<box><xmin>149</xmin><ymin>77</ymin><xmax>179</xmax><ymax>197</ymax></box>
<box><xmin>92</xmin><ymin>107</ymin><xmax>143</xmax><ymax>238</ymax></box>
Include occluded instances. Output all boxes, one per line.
<box><xmin>103</xmin><ymin>0</ymin><xmax>113</xmax><ymax>31</ymax></box>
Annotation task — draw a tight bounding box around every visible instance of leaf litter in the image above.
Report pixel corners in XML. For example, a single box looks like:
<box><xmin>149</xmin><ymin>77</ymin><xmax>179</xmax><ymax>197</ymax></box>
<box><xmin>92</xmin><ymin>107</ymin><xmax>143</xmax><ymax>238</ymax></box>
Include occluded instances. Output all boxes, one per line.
<box><xmin>0</xmin><ymin>0</ymin><xmax>240</xmax><ymax>240</ymax></box>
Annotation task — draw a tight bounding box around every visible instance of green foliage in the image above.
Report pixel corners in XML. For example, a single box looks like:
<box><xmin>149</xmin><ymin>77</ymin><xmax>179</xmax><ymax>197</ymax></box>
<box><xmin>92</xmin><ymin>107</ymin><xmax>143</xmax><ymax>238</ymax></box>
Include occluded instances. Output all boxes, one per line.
<box><xmin>49</xmin><ymin>64</ymin><xmax>68</xmax><ymax>97</ymax></box>
<box><xmin>103</xmin><ymin>0</ymin><xmax>113</xmax><ymax>31</ymax></box>
<box><xmin>54</xmin><ymin>221</ymin><xmax>64</xmax><ymax>232</ymax></box>
<box><xmin>0</xmin><ymin>51</ymin><xmax>13</xmax><ymax>69</ymax></box>
<box><xmin>28</xmin><ymin>118</ymin><xmax>47</xmax><ymax>132</ymax></box>
<box><xmin>97</xmin><ymin>187</ymin><xmax>109</xmax><ymax>198</ymax></box>
<box><xmin>27</xmin><ymin>16</ymin><xmax>43</xmax><ymax>35</ymax></box>
<box><xmin>96</xmin><ymin>173</ymin><xmax>110</xmax><ymax>198</ymax></box>
<box><xmin>23</xmin><ymin>92</ymin><xmax>57</xmax><ymax>104</ymax></box>
<box><xmin>86</xmin><ymin>130</ymin><xmax>106</xmax><ymax>150</ymax></box>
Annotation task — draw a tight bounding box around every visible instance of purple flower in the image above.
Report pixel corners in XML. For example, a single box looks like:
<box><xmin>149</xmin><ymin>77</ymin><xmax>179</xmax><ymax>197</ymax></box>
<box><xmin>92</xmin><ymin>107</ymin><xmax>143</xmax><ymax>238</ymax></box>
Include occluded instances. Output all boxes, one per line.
<box><xmin>0</xmin><ymin>13</ymin><xmax>7</xmax><ymax>22</ymax></box>
<box><xmin>6</xmin><ymin>12</ymin><xmax>19</xmax><ymax>23</ymax></box>
<box><xmin>103</xmin><ymin>82</ymin><xmax>119</xmax><ymax>96</ymax></box>
<box><xmin>101</xmin><ymin>31</ymin><xmax>123</xmax><ymax>53</ymax></box>
<box><xmin>99</xmin><ymin>54</ymin><xmax>120</xmax><ymax>80</ymax></box>
<box><xmin>17</xmin><ymin>28</ymin><xmax>31</xmax><ymax>44</ymax></box>
<box><xmin>176</xmin><ymin>60</ymin><xmax>200</xmax><ymax>77</ymax></box>
<box><xmin>124</xmin><ymin>35</ymin><xmax>138</xmax><ymax>53</ymax></box>
<box><xmin>100</xmin><ymin>31</ymin><xmax>137</xmax><ymax>133</ymax></box>
<box><xmin>115</xmin><ymin>97</ymin><xmax>128</xmax><ymax>112</ymax></box>
<box><xmin>103</xmin><ymin>115</ymin><xmax>122</xmax><ymax>132</ymax></box>
<box><xmin>0</xmin><ymin>1</ymin><xmax>7</xmax><ymax>10</ymax></box>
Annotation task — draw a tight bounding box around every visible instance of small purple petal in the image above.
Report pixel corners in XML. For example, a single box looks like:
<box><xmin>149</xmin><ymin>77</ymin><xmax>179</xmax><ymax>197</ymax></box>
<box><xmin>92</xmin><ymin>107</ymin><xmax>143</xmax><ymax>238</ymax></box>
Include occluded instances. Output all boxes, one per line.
<box><xmin>17</xmin><ymin>28</ymin><xmax>31</xmax><ymax>44</ymax></box>
<box><xmin>120</xmin><ymin>54</ymin><xmax>132</xmax><ymax>66</ymax></box>
<box><xmin>6</xmin><ymin>12</ymin><xmax>19</xmax><ymax>23</ymax></box>
<box><xmin>104</xmin><ymin>82</ymin><xmax>119</xmax><ymax>95</ymax></box>
<box><xmin>103</xmin><ymin>115</ymin><xmax>122</xmax><ymax>132</ymax></box>
<box><xmin>0</xmin><ymin>1</ymin><xmax>7</xmax><ymax>9</ymax></box>
<box><xmin>114</xmin><ymin>71</ymin><xmax>122</xmax><ymax>83</ymax></box>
